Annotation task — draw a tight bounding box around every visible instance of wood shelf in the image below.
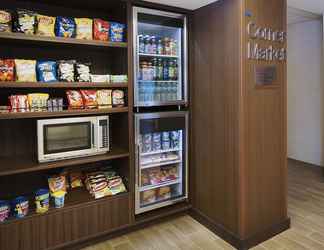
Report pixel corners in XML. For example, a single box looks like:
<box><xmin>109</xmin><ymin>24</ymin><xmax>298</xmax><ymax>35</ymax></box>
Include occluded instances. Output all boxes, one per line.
<box><xmin>0</xmin><ymin>189</ymin><xmax>129</xmax><ymax>225</ymax></box>
<box><xmin>0</xmin><ymin>107</ymin><xmax>129</xmax><ymax>120</ymax></box>
<box><xmin>0</xmin><ymin>32</ymin><xmax>127</xmax><ymax>48</ymax></box>
<box><xmin>0</xmin><ymin>147</ymin><xmax>129</xmax><ymax>177</ymax></box>
<box><xmin>0</xmin><ymin>82</ymin><xmax>128</xmax><ymax>88</ymax></box>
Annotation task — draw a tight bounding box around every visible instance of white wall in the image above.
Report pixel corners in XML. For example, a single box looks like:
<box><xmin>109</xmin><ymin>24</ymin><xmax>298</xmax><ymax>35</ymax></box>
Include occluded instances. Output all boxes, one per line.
<box><xmin>288</xmin><ymin>19</ymin><xmax>324</xmax><ymax>166</ymax></box>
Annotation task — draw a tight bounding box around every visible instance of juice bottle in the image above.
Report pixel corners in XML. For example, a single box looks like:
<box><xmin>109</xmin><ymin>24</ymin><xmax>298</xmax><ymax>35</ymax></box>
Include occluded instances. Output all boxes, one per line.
<box><xmin>144</xmin><ymin>35</ymin><xmax>150</xmax><ymax>54</ymax></box>
<box><xmin>138</xmin><ymin>35</ymin><xmax>145</xmax><ymax>53</ymax></box>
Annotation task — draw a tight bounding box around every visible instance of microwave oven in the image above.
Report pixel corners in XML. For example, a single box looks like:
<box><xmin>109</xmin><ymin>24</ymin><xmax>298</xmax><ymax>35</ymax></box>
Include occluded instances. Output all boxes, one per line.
<box><xmin>37</xmin><ymin>116</ymin><xmax>109</xmax><ymax>163</ymax></box>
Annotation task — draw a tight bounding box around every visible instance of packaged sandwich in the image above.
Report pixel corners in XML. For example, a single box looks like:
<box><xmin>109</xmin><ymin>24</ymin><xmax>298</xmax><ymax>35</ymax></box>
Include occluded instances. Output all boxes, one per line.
<box><xmin>157</xmin><ymin>186</ymin><xmax>171</xmax><ymax>200</ymax></box>
<box><xmin>15</xmin><ymin>59</ymin><xmax>37</xmax><ymax>82</ymax></box>
<box><xmin>93</xmin><ymin>19</ymin><xmax>109</xmax><ymax>41</ymax></box>
<box><xmin>0</xmin><ymin>10</ymin><xmax>12</xmax><ymax>32</ymax></box>
<box><xmin>14</xmin><ymin>9</ymin><xmax>37</xmax><ymax>34</ymax></box>
<box><xmin>75</xmin><ymin>18</ymin><xmax>93</xmax><ymax>40</ymax></box>
<box><xmin>141</xmin><ymin>190</ymin><xmax>156</xmax><ymax>204</ymax></box>
<box><xmin>36</xmin><ymin>15</ymin><xmax>55</xmax><ymax>37</ymax></box>
<box><xmin>66</xmin><ymin>90</ymin><xmax>83</xmax><ymax>108</ymax></box>
<box><xmin>0</xmin><ymin>59</ymin><xmax>15</xmax><ymax>81</ymax></box>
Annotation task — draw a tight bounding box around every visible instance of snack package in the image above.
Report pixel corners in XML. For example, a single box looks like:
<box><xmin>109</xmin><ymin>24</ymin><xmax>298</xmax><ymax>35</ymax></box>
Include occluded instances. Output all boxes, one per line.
<box><xmin>47</xmin><ymin>98</ymin><xmax>63</xmax><ymax>112</ymax></box>
<box><xmin>97</xmin><ymin>89</ymin><xmax>112</xmax><ymax>108</ymax></box>
<box><xmin>11</xmin><ymin>196</ymin><xmax>29</xmax><ymax>218</ymax></box>
<box><xmin>14</xmin><ymin>9</ymin><xmax>37</xmax><ymax>34</ymax></box>
<box><xmin>55</xmin><ymin>16</ymin><xmax>76</xmax><ymax>38</ymax></box>
<box><xmin>75</xmin><ymin>62</ymin><xmax>91</xmax><ymax>82</ymax></box>
<box><xmin>141</xmin><ymin>190</ymin><xmax>156</xmax><ymax>205</ymax></box>
<box><xmin>15</xmin><ymin>59</ymin><xmax>37</xmax><ymax>82</ymax></box>
<box><xmin>0</xmin><ymin>59</ymin><xmax>15</xmax><ymax>81</ymax></box>
<box><xmin>52</xmin><ymin>191</ymin><xmax>66</xmax><ymax>208</ymax></box>
<box><xmin>109</xmin><ymin>22</ymin><xmax>125</xmax><ymax>42</ymax></box>
<box><xmin>110</xmin><ymin>75</ymin><xmax>128</xmax><ymax>83</ymax></box>
<box><xmin>75</xmin><ymin>18</ymin><xmax>93</xmax><ymax>40</ymax></box>
<box><xmin>93</xmin><ymin>19</ymin><xmax>109</xmax><ymax>41</ymax></box>
<box><xmin>112</xmin><ymin>90</ymin><xmax>125</xmax><ymax>107</ymax></box>
<box><xmin>66</xmin><ymin>90</ymin><xmax>83</xmax><ymax>108</ymax></box>
<box><xmin>70</xmin><ymin>172</ymin><xmax>84</xmax><ymax>188</ymax></box>
<box><xmin>57</xmin><ymin>60</ymin><xmax>75</xmax><ymax>82</ymax></box>
<box><xmin>85</xmin><ymin>172</ymin><xmax>110</xmax><ymax>199</ymax></box>
<box><xmin>36</xmin><ymin>15</ymin><xmax>55</xmax><ymax>37</ymax></box>
<box><xmin>35</xmin><ymin>189</ymin><xmax>50</xmax><ymax>214</ymax></box>
<box><xmin>37</xmin><ymin>61</ymin><xmax>57</xmax><ymax>82</ymax></box>
<box><xmin>0</xmin><ymin>200</ymin><xmax>10</xmax><ymax>222</ymax></box>
<box><xmin>27</xmin><ymin>93</ymin><xmax>49</xmax><ymax>112</ymax></box>
<box><xmin>0</xmin><ymin>10</ymin><xmax>12</xmax><ymax>32</ymax></box>
<box><xmin>90</xmin><ymin>74</ymin><xmax>110</xmax><ymax>83</ymax></box>
<box><xmin>80</xmin><ymin>90</ymin><xmax>97</xmax><ymax>108</ymax></box>
<box><xmin>9</xmin><ymin>95</ymin><xmax>29</xmax><ymax>112</ymax></box>
<box><xmin>48</xmin><ymin>175</ymin><xmax>67</xmax><ymax>194</ymax></box>
<box><xmin>107</xmin><ymin>176</ymin><xmax>126</xmax><ymax>196</ymax></box>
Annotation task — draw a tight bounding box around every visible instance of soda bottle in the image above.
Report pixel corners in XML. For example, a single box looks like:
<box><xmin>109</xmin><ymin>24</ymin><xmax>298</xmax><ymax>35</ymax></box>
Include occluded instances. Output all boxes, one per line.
<box><xmin>151</xmin><ymin>36</ymin><xmax>157</xmax><ymax>54</ymax></box>
<box><xmin>172</xmin><ymin>39</ymin><xmax>178</xmax><ymax>56</ymax></box>
<box><xmin>141</xmin><ymin>61</ymin><xmax>148</xmax><ymax>80</ymax></box>
<box><xmin>144</xmin><ymin>35</ymin><xmax>150</xmax><ymax>54</ymax></box>
<box><xmin>147</xmin><ymin>61</ymin><xmax>154</xmax><ymax>81</ymax></box>
<box><xmin>157</xmin><ymin>38</ymin><xmax>163</xmax><ymax>55</ymax></box>
<box><xmin>168</xmin><ymin>60</ymin><xmax>174</xmax><ymax>81</ymax></box>
<box><xmin>163</xmin><ymin>59</ymin><xmax>169</xmax><ymax>81</ymax></box>
<box><xmin>164</xmin><ymin>37</ymin><xmax>171</xmax><ymax>55</ymax></box>
<box><xmin>174</xmin><ymin>60</ymin><xmax>178</xmax><ymax>81</ymax></box>
<box><xmin>139</xmin><ymin>35</ymin><xmax>145</xmax><ymax>53</ymax></box>
<box><xmin>152</xmin><ymin>58</ymin><xmax>158</xmax><ymax>81</ymax></box>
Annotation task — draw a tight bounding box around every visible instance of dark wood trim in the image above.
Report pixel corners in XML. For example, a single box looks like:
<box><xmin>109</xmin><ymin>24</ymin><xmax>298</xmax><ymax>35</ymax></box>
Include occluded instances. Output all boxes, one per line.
<box><xmin>0</xmin><ymin>82</ymin><xmax>128</xmax><ymax>89</ymax></box>
<box><xmin>0</xmin><ymin>107</ymin><xmax>129</xmax><ymax>120</ymax></box>
<box><xmin>0</xmin><ymin>32</ymin><xmax>127</xmax><ymax>48</ymax></box>
<box><xmin>0</xmin><ymin>147</ymin><xmax>129</xmax><ymax>177</ymax></box>
<box><xmin>190</xmin><ymin>208</ymin><xmax>290</xmax><ymax>250</ymax></box>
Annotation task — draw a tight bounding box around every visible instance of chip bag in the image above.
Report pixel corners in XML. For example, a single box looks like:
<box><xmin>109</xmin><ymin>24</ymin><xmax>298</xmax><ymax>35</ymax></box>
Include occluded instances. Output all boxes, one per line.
<box><xmin>0</xmin><ymin>10</ymin><xmax>12</xmax><ymax>33</ymax></box>
<box><xmin>36</xmin><ymin>15</ymin><xmax>55</xmax><ymax>37</ymax></box>
<box><xmin>93</xmin><ymin>19</ymin><xmax>109</xmax><ymax>41</ymax></box>
<box><xmin>55</xmin><ymin>16</ymin><xmax>76</xmax><ymax>38</ymax></box>
<box><xmin>110</xmin><ymin>22</ymin><xmax>125</xmax><ymax>42</ymax></box>
<box><xmin>80</xmin><ymin>90</ymin><xmax>97</xmax><ymax>108</ymax></box>
<box><xmin>97</xmin><ymin>89</ymin><xmax>112</xmax><ymax>108</ymax></box>
<box><xmin>48</xmin><ymin>175</ymin><xmax>67</xmax><ymax>194</ymax></box>
<box><xmin>75</xmin><ymin>18</ymin><xmax>93</xmax><ymax>40</ymax></box>
<box><xmin>15</xmin><ymin>59</ymin><xmax>37</xmax><ymax>82</ymax></box>
<box><xmin>14</xmin><ymin>9</ymin><xmax>37</xmax><ymax>34</ymax></box>
<box><xmin>0</xmin><ymin>59</ymin><xmax>15</xmax><ymax>81</ymax></box>
<box><xmin>66</xmin><ymin>90</ymin><xmax>83</xmax><ymax>108</ymax></box>
<box><xmin>37</xmin><ymin>61</ymin><xmax>57</xmax><ymax>82</ymax></box>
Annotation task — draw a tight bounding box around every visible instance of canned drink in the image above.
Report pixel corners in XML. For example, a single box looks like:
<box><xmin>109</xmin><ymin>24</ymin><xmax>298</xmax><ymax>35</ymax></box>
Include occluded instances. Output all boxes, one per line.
<box><xmin>170</xmin><ymin>131</ymin><xmax>180</xmax><ymax>148</ymax></box>
<box><xmin>152</xmin><ymin>132</ymin><xmax>162</xmax><ymax>151</ymax></box>
<box><xmin>142</xmin><ymin>134</ymin><xmax>152</xmax><ymax>153</ymax></box>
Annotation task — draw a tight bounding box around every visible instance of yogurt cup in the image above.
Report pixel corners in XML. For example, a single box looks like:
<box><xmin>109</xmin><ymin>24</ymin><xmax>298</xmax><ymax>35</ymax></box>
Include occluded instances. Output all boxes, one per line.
<box><xmin>52</xmin><ymin>191</ymin><xmax>66</xmax><ymax>209</ymax></box>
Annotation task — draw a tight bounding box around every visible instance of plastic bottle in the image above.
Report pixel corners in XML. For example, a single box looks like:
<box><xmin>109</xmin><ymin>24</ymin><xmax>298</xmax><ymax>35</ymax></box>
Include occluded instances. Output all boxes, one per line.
<box><xmin>152</xmin><ymin>58</ymin><xmax>158</xmax><ymax>81</ymax></box>
<box><xmin>157</xmin><ymin>58</ymin><xmax>163</xmax><ymax>80</ymax></box>
<box><xmin>163</xmin><ymin>60</ymin><xmax>169</xmax><ymax>81</ymax></box>
<box><xmin>139</xmin><ymin>35</ymin><xmax>145</xmax><ymax>53</ymax></box>
<box><xmin>169</xmin><ymin>60</ymin><xmax>174</xmax><ymax>81</ymax></box>
<box><xmin>157</xmin><ymin>38</ymin><xmax>163</xmax><ymax>55</ymax></box>
<box><xmin>174</xmin><ymin>60</ymin><xmax>178</xmax><ymax>81</ymax></box>
<box><xmin>144</xmin><ymin>35</ymin><xmax>150</xmax><ymax>54</ymax></box>
<box><xmin>151</xmin><ymin>36</ymin><xmax>157</xmax><ymax>54</ymax></box>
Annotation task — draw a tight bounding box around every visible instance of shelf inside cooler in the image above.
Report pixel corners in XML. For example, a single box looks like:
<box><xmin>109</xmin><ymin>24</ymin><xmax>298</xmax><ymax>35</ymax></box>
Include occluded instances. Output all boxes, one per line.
<box><xmin>138</xmin><ymin>53</ymin><xmax>179</xmax><ymax>58</ymax></box>
<box><xmin>138</xmin><ymin>80</ymin><xmax>179</xmax><ymax>83</ymax></box>
<box><xmin>140</xmin><ymin>160</ymin><xmax>181</xmax><ymax>170</ymax></box>
<box><xmin>140</xmin><ymin>148</ymin><xmax>181</xmax><ymax>156</ymax></box>
<box><xmin>139</xmin><ymin>179</ymin><xmax>180</xmax><ymax>192</ymax></box>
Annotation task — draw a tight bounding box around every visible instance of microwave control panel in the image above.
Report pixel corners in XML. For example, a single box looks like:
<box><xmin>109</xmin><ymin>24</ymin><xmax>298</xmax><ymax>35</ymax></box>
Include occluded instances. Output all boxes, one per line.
<box><xmin>99</xmin><ymin>119</ymin><xmax>109</xmax><ymax>149</ymax></box>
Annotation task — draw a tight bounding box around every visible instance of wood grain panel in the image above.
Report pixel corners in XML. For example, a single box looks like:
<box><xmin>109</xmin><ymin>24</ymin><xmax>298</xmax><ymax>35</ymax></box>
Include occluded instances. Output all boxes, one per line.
<box><xmin>0</xmin><ymin>195</ymin><xmax>130</xmax><ymax>250</ymax></box>
<box><xmin>191</xmin><ymin>0</ymin><xmax>241</xmax><ymax>235</ymax></box>
<box><xmin>240</xmin><ymin>0</ymin><xmax>288</xmax><ymax>239</ymax></box>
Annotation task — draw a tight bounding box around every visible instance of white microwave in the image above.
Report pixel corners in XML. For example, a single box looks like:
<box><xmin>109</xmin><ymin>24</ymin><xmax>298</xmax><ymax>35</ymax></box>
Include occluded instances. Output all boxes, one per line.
<box><xmin>37</xmin><ymin>116</ymin><xmax>109</xmax><ymax>163</ymax></box>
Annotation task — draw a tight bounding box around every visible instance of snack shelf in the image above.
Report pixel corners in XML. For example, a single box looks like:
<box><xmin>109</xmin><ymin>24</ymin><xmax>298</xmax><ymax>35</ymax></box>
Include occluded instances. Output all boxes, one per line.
<box><xmin>138</xmin><ymin>53</ymin><xmax>179</xmax><ymax>59</ymax></box>
<box><xmin>0</xmin><ymin>107</ymin><xmax>129</xmax><ymax>120</ymax></box>
<box><xmin>140</xmin><ymin>148</ymin><xmax>181</xmax><ymax>156</ymax></box>
<box><xmin>0</xmin><ymin>82</ymin><xmax>128</xmax><ymax>88</ymax></box>
<box><xmin>139</xmin><ymin>179</ymin><xmax>180</xmax><ymax>192</ymax></box>
<box><xmin>138</xmin><ymin>80</ymin><xmax>179</xmax><ymax>83</ymax></box>
<box><xmin>0</xmin><ymin>147</ymin><xmax>129</xmax><ymax>177</ymax></box>
<box><xmin>0</xmin><ymin>188</ymin><xmax>129</xmax><ymax>225</ymax></box>
<box><xmin>140</xmin><ymin>160</ymin><xmax>182</xmax><ymax>170</ymax></box>
<box><xmin>0</xmin><ymin>32</ymin><xmax>127</xmax><ymax>48</ymax></box>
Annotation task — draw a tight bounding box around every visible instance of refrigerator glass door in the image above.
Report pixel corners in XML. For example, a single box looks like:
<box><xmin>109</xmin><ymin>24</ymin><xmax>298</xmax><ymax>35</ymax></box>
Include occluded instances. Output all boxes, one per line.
<box><xmin>135</xmin><ymin>111</ymin><xmax>188</xmax><ymax>214</ymax></box>
<box><xmin>133</xmin><ymin>7</ymin><xmax>188</xmax><ymax>107</ymax></box>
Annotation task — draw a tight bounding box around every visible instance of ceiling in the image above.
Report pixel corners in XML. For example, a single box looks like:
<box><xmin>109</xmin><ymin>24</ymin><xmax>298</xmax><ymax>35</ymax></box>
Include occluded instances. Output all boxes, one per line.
<box><xmin>146</xmin><ymin>0</ymin><xmax>324</xmax><ymax>14</ymax></box>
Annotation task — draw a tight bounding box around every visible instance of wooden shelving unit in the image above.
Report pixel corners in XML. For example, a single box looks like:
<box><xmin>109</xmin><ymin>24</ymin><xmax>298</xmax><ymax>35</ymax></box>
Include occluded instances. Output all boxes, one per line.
<box><xmin>0</xmin><ymin>147</ymin><xmax>129</xmax><ymax>177</ymax></box>
<box><xmin>0</xmin><ymin>32</ymin><xmax>127</xmax><ymax>48</ymax></box>
<box><xmin>0</xmin><ymin>107</ymin><xmax>129</xmax><ymax>119</ymax></box>
<box><xmin>0</xmin><ymin>82</ymin><xmax>128</xmax><ymax>88</ymax></box>
<box><xmin>1</xmin><ymin>189</ymin><xmax>129</xmax><ymax>225</ymax></box>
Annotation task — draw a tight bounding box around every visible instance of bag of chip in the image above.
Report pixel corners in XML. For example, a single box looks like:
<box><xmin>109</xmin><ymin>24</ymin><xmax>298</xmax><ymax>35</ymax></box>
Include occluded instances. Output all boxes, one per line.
<box><xmin>48</xmin><ymin>175</ymin><xmax>67</xmax><ymax>194</ymax></box>
<box><xmin>110</xmin><ymin>22</ymin><xmax>125</xmax><ymax>42</ymax></box>
<box><xmin>37</xmin><ymin>61</ymin><xmax>57</xmax><ymax>82</ymax></box>
<box><xmin>0</xmin><ymin>10</ymin><xmax>12</xmax><ymax>32</ymax></box>
<box><xmin>36</xmin><ymin>15</ymin><xmax>55</xmax><ymax>37</ymax></box>
<box><xmin>57</xmin><ymin>60</ymin><xmax>75</xmax><ymax>82</ymax></box>
<box><xmin>75</xmin><ymin>18</ymin><xmax>93</xmax><ymax>40</ymax></box>
<box><xmin>27</xmin><ymin>93</ymin><xmax>49</xmax><ymax>112</ymax></box>
<box><xmin>0</xmin><ymin>59</ymin><xmax>15</xmax><ymax>81</ymax></box>
<box><xmin>75</xmin><ymin>62</ymin><xmax>91</xmax><ymax>82</ymax></box>
<box><xmin>66</xmin><ymin>90</ymin><xmax>83</xmax><ymax>108</ymax></box>
<box><xmin>13</xmin><ymin>9</ymin><xmax>37</xmax><ymax>34</ymax></box>
<box><xmin>80</xmin><ymin>90</ymin><xmax>97</xmax><ymax>108</ymax></box>
<box><xmin>97</xmin><ymin>89</ymin><xmax>112</xmax><ymax>108</ymax></box>
<box><xmin>15</xmin><ymin>59</ymin><xmax>37</xmax><ymax>82</ymax></box>
<box><xmin>93</xmin><ymin>19</ymin><xmax>109</xmax><ymax>41</ymax></box>
<box><xmin>70</xmin><ymin>172</ymin><xmax>84</xmax><ymax>189</ymax></box>
<box><xmin>9</xmin><ymin>95</ymin><xmax>29</xmax><ymax>112</ymax></box>
<box><xmin>55</xmin><ymin>16</ymin><xmax>76</xmax><ymax>38</ymax></box>
<box><xmin>112</xmin><ymin>90</ymin><xmax>125</xmax><ymax>107</ymax></box>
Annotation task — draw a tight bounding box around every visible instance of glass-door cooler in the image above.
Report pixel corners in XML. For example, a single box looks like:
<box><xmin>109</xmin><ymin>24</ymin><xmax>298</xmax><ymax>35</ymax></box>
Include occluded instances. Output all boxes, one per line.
<box><xmin>135</xmin><ymin>112</ymin><xmax>188</xmax><ymax>214</ymax></box>
<box><xmin>133</xmin><ymin>7</ymin><xmax>188</xmax><ymax>107</ymax></box>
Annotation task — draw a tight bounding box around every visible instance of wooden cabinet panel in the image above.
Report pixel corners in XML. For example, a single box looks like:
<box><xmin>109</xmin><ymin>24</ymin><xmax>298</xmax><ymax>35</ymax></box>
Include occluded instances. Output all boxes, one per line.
<box><xmin>0</xmin><ymin>195</ymin><xmax>130</xmax><ymax>250</ymax></box>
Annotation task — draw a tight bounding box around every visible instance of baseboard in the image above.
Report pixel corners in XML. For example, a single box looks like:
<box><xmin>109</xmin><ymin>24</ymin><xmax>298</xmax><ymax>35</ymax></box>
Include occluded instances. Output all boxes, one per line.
<box><xmin>189</xmin><ymin>208</ymin><xmax>290</xmax><ymax>250</ymax></box>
